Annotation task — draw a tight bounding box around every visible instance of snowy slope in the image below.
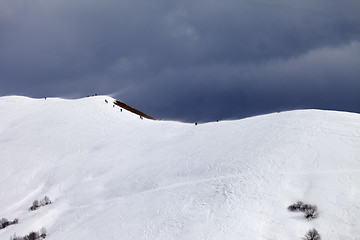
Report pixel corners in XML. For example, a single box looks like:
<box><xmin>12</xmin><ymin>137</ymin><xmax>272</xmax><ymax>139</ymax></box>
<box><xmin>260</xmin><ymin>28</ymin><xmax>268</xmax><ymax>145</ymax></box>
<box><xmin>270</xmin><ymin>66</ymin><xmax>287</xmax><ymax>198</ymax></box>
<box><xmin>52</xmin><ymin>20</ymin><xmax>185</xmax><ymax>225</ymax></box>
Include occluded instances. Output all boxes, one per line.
<box><xmin>0</xmin><ymin>96</ymin><xmax>359</xmax><ymax>240</ymax></box>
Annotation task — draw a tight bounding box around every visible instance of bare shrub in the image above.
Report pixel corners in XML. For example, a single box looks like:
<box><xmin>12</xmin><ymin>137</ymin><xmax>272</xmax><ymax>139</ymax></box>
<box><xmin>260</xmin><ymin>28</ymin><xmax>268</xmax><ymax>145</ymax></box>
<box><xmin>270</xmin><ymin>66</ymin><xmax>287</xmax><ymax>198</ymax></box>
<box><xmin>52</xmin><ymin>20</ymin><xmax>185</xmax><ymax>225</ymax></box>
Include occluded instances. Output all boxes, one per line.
<box><xmin>29</xmin><ymin>200</ymin><xmax>40</xmax><ymax>211</ymax></box>
<box><xmin>0</xmin><ymin>218</ymin><xmax>19</xmax><ymax>230</ymax></box>
<box><xmin>43</xmin><ymin>196</ymin><xmax>51</xmax><ymax>205</ymax></box>
<box><xmin>40</xmin><ymin>227</ymin><xmax>47</xmax><ymax>238</ymax></box>
<box><xmin>287</xmin><ymin>201</ymin><xmax>303</xmax><ymax>212</ymax></box>
<box><xmin>304</xmin><ymin>207</ymin><xmax>318</xmax><ymax>220</ymax></box>
<box><xmin>301</xmin><ymin>204</ymin><xmax>318</xmax><ymax>220</ymax></box>
<box><xmin>28</xmin><ymin>231</ymin><xmax>39</xmax><ymax>240</ymax></box>
<box><xmin>0</xmin><ymin>218</ymin><xmax>9</xmax><ymax>229</ymax></box>
<box><xmin>287</xmin><ymin>201</ymin><xmax>318</xmax><ymax>220</ymax></box>
<box><xmin>29</xmin><ymin>196</ymin><xmax>52</xmax><ymax>211</ymax></box>
<box><xmin>304</xmin><ymin>228</ymin><xmax>321</xmax><ymax>240</ymax></box>
<box><xmin>9</xmin><ymin>228</ymin><xmax>46</xmax><ymax>240</ymax></box>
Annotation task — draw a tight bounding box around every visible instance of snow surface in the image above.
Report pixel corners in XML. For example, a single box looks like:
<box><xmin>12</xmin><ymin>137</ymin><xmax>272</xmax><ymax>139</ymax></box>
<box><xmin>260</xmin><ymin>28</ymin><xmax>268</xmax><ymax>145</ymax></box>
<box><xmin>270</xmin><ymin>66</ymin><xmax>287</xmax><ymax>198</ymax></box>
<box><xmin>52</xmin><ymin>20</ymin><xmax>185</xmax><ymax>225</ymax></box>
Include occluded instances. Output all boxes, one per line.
<box><xmin>0</xmin><ymin>96</ymin><xmax>359</xmax><ymax>240</ymax></box>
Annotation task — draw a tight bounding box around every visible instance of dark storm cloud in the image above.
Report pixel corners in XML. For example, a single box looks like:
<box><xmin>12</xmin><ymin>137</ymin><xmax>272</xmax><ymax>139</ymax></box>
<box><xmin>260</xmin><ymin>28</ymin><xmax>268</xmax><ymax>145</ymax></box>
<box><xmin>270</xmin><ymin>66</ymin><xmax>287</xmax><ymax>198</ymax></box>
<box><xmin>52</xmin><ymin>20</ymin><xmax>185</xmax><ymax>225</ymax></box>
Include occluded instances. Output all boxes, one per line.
<box><xmin>1</xmin><ymin>0</ymin><xmax>359</xmax><ymax>121</ymax></box>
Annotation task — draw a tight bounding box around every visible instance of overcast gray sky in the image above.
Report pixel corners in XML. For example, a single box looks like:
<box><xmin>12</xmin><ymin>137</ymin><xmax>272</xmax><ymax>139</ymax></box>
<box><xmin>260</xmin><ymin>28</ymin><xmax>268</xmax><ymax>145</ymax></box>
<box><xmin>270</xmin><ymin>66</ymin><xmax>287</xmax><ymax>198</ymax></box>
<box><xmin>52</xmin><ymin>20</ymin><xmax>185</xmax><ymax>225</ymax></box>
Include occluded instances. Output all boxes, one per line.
<box><xmin>1</xmin><ymin>0</ymin><xmax>359</xmax><ymax>122</ymax></box>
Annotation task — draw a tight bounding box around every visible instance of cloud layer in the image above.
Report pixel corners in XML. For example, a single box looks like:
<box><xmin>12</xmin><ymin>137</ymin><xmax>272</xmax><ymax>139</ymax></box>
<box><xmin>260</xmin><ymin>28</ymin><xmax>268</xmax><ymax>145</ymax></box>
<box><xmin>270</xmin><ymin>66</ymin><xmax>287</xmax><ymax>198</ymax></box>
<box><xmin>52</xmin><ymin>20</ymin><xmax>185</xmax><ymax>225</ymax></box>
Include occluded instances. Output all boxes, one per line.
<box><xmin>1</xmin><ymin>0</ymin><xmax>359</xmax><ymax>121</ymax></box>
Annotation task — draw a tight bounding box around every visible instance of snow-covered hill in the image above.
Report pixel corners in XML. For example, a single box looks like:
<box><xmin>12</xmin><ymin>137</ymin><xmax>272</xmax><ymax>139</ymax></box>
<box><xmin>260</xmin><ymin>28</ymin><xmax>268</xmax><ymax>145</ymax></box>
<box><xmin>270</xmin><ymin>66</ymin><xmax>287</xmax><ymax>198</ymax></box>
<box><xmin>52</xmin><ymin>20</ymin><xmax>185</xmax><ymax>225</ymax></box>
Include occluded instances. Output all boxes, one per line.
<box><xmin>0</xmin><ymin>96</ymin><xmax>359</xmax><ymax>240</ymax></box>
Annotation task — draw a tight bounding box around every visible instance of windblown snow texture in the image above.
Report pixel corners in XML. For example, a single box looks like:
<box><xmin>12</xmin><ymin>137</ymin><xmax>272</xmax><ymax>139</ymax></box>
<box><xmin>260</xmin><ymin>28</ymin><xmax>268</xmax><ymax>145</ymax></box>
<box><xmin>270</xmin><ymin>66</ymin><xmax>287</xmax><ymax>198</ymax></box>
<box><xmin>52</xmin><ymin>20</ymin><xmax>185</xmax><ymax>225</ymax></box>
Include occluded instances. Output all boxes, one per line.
<box><xmin>0</xmin><ymin>96</ymin><xmax>359</xmax><ymax>239</ymax></box>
